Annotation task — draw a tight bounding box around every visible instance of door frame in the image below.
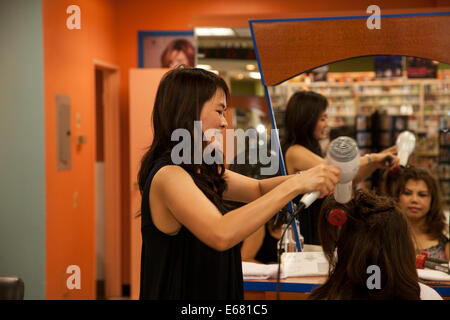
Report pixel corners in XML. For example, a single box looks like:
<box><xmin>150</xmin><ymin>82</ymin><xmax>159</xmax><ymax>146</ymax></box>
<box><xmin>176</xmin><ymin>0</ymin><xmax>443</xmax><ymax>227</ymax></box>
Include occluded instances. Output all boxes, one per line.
<box><xmin>94</xmin><ymin>59</ymin><xmax>122</xmax><ymax>298</ymax></box>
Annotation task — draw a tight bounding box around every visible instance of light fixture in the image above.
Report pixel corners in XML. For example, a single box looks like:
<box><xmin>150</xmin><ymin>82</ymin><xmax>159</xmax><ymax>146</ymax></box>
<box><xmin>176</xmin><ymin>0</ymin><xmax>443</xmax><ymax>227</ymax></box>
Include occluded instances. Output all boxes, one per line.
<box><xmin>249</xmin><ymin>72</ymin><xmax>261</xmax><ymax>80</ymax></box>
<box><xmin>195</xmin><ymin>27</ymin><xmax>235</xmax><ymax>37</ymax></box>
<box><xmin>196</xmin><ymin>64</ymin><xmax>212</xmax><ymax>70</ymax></box>
<box><xmin>246</xmin><ymin>64</ymin><xmax>256</xmax><ymax>71</ymax></box>
<box><xmin>256</xmin><ymin>124</ymin><xmax>266</xmax><ymax>134</ymax></box>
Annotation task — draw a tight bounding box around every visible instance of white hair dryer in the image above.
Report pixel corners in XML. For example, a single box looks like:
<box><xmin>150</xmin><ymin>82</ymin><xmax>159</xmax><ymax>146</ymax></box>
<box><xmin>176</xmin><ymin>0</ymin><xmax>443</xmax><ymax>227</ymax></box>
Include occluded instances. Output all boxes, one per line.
<box><xmin>326</xmin><ymin>136</ymin><xmax>360</xmax><ymax>204</ymax></box>
<box><xmin>396</xmin><ymin>131</ymin><xmax>416</xmax><ymax>167</ymax></box>
<box><xmin>299</xmin><ymin>136</ymin><xmax>360</xmax><ymax>207</ymax></box>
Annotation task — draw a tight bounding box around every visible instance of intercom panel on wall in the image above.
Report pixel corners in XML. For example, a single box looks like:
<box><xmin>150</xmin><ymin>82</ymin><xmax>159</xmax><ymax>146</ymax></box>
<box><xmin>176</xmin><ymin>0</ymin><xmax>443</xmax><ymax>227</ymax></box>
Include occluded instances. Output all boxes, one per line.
<box><xmin>56</xmin><ymin>94</ymin><xmax>71</xmax><ymax>171</ymax></box>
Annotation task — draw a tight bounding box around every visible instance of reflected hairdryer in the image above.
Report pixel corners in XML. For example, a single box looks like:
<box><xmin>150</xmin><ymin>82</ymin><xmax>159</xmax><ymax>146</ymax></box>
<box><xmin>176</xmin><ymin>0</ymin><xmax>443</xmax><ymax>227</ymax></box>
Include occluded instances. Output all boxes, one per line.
<box><xmin>326</xmin><ymin>136</ymin><xmax>360</xmax><ymax>204</ymax></box>
<box><xmin>396</xmin><ymin>131</ymin><xmax>416</xmax><ymax>167</ymax></box>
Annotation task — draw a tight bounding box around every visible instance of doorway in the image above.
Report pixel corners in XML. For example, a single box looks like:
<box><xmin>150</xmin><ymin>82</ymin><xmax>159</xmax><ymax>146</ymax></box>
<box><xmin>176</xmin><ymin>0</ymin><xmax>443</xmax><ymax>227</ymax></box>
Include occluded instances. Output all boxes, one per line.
<box><xmin>94</xmin><ymin>61</ymin><xmax>122</xmax><ymax>299</ymax></box>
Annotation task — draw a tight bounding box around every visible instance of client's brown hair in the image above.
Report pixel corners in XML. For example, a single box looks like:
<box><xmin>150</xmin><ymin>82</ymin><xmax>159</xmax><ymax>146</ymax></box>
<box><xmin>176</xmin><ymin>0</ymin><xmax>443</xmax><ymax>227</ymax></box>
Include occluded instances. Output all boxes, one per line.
<box><xmin>308</xmin><ymin>190</ymin><xmax>420</xmax><ymax>300</ymax></box>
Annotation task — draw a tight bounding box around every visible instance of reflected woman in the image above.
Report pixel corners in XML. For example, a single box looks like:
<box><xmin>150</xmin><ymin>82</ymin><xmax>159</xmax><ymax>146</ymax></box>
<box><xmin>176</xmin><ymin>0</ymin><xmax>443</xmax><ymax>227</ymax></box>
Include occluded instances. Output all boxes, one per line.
<box><xmin>282</xmin><ymin>90</ymin><xmax>400</xmax><ymax>244</ymax></box>
<box><xmin>393</xmin><ymin>166</ymin><xmax>449</xmax><ymax>260</ymax></box>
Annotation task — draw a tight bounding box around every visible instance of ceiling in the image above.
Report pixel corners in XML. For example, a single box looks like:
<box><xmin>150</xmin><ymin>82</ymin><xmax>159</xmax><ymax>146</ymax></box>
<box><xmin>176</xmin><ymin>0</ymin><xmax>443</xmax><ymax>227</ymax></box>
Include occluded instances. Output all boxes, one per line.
<box><xmin>195</xmin><ymin>27</ymin><xmax>260</xmax><ymax>79</ymax></box>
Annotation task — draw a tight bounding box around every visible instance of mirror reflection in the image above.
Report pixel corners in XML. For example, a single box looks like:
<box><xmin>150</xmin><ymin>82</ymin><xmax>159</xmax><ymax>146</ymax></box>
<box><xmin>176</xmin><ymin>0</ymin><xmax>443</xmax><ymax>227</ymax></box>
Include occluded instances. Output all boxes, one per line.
<box><xmin>195</xmin><ymin>27</ymin><xmax>450</xmax><ymax>266</ymax></box>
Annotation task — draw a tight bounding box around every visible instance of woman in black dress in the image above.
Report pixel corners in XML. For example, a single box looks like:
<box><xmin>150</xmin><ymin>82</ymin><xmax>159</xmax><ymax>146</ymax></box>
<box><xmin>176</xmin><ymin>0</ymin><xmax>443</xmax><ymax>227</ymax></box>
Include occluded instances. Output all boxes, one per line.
<box><xmin>138</xmin><ymin>67</ymin><xmax>340</xmax><ymax>299</ymax></box>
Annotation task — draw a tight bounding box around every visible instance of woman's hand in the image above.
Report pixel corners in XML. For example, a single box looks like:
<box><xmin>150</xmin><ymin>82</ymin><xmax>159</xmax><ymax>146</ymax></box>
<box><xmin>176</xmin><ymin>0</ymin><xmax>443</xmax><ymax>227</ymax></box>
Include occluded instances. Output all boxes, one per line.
<box><xmin>295</xmin><ymin>164</ymin><xmax>340</xmax><ymax>198</ymax></box>
<box><xmin>372</xmin><ymin>146</ymin><xmax>400</xmax><ymax>171</ymax></box>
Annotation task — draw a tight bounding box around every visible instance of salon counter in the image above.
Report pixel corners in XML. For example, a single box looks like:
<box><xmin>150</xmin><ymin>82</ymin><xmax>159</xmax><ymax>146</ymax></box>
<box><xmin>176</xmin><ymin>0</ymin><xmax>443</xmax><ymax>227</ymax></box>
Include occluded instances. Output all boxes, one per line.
<box><xmin>243</xmin><ymin>276</ymin><xmax>450</xmax><ymax>300</ymax></box>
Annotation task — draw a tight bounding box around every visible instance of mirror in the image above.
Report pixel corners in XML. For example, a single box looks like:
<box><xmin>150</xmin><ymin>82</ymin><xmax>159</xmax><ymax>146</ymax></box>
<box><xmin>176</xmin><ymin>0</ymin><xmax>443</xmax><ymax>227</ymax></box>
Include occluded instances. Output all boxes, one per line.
<box><xmin>195</xmin><ymin>18</ymin><xmax>450</xmax><ymax>253</ymax></box>
<box><xmin>194</xmin><ymin>25</ymin><xmax>449</xmax><ymax>201</ymax></box>
<box><xmin>249</xmin><ymin>13</ymin><xmax>449</xmax><ymax>207</ymax></box>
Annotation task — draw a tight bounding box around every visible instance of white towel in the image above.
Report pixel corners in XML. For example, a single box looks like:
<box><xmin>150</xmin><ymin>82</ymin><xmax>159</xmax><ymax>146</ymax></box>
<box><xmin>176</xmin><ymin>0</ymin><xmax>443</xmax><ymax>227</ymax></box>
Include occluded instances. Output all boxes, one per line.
<box><xmin>417</xmin><ymin>268</ymin><xmax>450</xmax><ymax>281</ymax></box>
<box><xmin>242</xmin><ymin>262</ymin><xmax>286</xmax><ymax>280</ymax></box>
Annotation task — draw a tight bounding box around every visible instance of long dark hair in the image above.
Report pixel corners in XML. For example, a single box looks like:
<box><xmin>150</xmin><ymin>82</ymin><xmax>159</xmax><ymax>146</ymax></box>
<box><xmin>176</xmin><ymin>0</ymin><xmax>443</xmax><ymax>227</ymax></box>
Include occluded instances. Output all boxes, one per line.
<box><xmin>137</xmin><ymin>67</ymin><xmax>230</xmax><ymax>207</ymax></box>
<box><xmin>391</xmin><ymin>166</ymin><xmax>448</xmax><ymax>240</ymax></box>
<box><xmin>308</xmin><ymin>190</ymin><xmax>420</xmax><ymax>300</ymax></box>
<box><xmin>281</xmin><ymin>90</ymin><xmax>328</xmax><ymax>156</ymax></box>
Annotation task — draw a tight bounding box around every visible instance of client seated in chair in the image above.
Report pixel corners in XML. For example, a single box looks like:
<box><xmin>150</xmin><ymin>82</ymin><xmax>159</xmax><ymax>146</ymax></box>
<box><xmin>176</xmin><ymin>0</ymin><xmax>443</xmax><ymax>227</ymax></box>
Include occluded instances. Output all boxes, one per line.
<box><xmin>308</xmin><ymin>190</ymin><xmax>441</xmax><ymax>300</ymax></box>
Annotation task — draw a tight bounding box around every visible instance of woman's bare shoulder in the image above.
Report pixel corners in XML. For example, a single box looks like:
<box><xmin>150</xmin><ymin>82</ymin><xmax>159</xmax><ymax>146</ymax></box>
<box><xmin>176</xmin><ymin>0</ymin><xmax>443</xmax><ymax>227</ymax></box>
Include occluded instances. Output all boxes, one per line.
<box><xmin>285</xmin><ymin>144</ymin><xmax>308</xmax><ymax>158</ymax></box>
<box><xmin>153</xmin><ymin>165</ymin><xmax>192</xmax><ymax>185</ymax></box>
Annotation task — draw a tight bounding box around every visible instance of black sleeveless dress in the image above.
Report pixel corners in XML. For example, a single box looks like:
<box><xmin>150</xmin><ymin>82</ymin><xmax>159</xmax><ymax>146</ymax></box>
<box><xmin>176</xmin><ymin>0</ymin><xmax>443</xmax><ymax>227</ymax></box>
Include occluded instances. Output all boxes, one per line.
<box><xmin>254</xmin><ymin>224</ymin><xmax>279</xmax><ymax>264</ymax></box>
<box><xmin>139</xmin><ymin>156</ymin><xmax>243</xmax><ymax>300</ymax></box>
<box><xmin>293</xmin><ymin>195</ymin><xmax>323</xmax><ymax>245</ymax></box>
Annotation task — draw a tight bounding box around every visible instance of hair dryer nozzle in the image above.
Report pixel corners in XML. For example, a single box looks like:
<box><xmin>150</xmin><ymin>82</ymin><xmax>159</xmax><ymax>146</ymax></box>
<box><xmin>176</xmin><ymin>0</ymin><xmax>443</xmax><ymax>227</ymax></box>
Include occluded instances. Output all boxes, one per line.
<box><xmin>327</xmin><ymin>136</ymin><xmax>360</xmax><ymax>204</ymax></box>
<box><xmin>396</xmin><ymin>131</ymin><xmax>416</xmax><ymax>167</ymax></box>
<box><xmin>334</xmin><ymin>181</ymin><xmax>353</xmax><ymax>204</ymax></box>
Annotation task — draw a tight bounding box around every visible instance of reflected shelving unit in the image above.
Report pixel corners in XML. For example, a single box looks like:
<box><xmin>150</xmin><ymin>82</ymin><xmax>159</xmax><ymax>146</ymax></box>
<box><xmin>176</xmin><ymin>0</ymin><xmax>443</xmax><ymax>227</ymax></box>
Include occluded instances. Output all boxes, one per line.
<box><xmin>268</xmin><ymin>76</ymin><xmax>450</xmax><ymax>204</ymax></box>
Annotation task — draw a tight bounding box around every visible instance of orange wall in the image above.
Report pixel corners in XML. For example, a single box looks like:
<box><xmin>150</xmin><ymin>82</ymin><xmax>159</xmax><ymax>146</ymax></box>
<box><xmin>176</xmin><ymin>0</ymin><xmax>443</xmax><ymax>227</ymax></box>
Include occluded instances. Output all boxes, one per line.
<box><xmin>43</xmin><ymin>0</ymin><xmax>118</xmax><ymax>299</ymax></box>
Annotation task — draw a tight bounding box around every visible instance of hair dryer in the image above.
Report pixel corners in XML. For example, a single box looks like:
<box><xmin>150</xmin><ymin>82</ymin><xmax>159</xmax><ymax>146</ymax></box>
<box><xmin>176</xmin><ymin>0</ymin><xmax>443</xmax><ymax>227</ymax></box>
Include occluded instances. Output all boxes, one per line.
<box><xmin>326</xmin><ymin>136</ymin><xmax>360</xmax><ymax>204</ymax></box>
<box><xmin>396</xmin><ymin>131</ymin><xmax>416</xmax><ymax>167</ymax></box>
<box><xmin>299</xmin><ymin>136</ymin><xmax>360</xmax><ymax>208</ymax></box>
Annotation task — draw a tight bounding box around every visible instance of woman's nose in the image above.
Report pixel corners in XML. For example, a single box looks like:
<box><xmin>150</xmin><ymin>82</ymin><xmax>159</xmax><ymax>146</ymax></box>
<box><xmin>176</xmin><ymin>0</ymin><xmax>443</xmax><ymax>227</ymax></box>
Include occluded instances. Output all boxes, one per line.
<box><xmin>221</xmin><ymin>118</ymin><xmax>228</xmax><ymax>129</ymax></box>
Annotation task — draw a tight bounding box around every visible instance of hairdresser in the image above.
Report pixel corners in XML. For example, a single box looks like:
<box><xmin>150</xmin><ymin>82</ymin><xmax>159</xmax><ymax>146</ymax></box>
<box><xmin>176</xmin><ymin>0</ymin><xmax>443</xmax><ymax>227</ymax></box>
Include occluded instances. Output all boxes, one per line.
<box><xmin>138</xmin><ymin>68</ymin><xmax>340</xmax><ymax>299</ymax></box>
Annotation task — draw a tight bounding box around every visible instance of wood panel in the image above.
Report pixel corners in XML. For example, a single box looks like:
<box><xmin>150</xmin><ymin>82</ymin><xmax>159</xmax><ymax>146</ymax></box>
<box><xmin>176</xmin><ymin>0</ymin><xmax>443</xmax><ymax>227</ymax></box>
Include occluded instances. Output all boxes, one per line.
<box><xmin>102</xmin><ymin>68</ymin><xmax>122</xmax><ymax>298</ymax></box>
<box><xmin>245</xmin><ymin>290</ymin><xmax>310</xmax><ymax>300</ymax></box>
<box><xmin>251</xmin><ymin>11</ymin><xmax>450</xmax><ymax>86</ymax></box>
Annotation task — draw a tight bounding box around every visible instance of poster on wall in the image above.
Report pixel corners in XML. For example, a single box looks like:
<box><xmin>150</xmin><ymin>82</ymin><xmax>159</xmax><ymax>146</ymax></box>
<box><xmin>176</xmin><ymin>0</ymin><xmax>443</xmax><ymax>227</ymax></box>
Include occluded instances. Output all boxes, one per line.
<box><xmin>407</xmin><ymin>57</ymin><xmax>438</xmax><ymax>78</ymax></box>
<box><xmin>373</xmin><ymin>55</ymin><xmax>403</xmax><ymax>78</ymax></box>
<box><xmin>138</xmin><ymin>31</ymin><xmax>195</xmax><ymax>68</ymax></box>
